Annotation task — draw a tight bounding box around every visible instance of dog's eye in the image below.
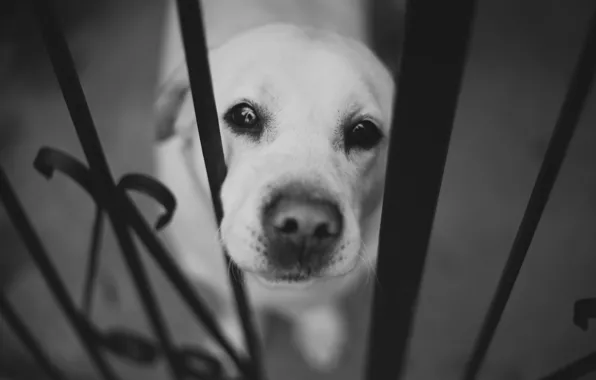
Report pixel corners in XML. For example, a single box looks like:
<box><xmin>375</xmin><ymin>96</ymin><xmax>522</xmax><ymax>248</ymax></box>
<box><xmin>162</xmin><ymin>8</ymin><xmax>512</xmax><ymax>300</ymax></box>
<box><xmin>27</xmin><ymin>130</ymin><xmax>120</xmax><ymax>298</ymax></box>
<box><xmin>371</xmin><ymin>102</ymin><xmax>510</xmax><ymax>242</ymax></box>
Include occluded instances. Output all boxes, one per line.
<box><xmin>227</xmin><ymin>103</ymin><xmax>259</xmax><ymax>128</ymax></box>
<box><xmin>345</xmin><ymin>120</ymin><xmax>383</xmax><ymax>151</ymax></box>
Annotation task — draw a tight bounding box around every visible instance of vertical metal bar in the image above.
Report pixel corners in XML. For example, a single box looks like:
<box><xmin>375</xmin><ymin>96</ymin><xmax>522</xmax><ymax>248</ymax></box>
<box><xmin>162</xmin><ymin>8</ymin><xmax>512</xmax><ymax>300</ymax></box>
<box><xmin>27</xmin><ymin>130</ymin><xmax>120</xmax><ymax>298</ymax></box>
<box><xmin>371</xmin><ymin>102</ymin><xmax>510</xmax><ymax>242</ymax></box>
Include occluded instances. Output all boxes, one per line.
<box><xmin>173</xmin><ymin>0</ymin><xmax>226</xmax><ymax>219</ymax></box>
<box><xmin>31</xmin><ymin>0</ymin><xmax>113</xmax><ymax>178</ymax></box>
<box><xmin>364</xmin><ymin>0</ymin><xmax>477</xmax><ymax>379</ymax></box>
<box><xmin>173</xmin><ymin>1</ymin><xmax>264</xmax><ymax>378</ymax></box>
<box><xmin>81</xmin><ymin>208</ymin><xmax>104</xmax><ymax>314</ymax></box>
<box><xmin>107</xmin><ymin>220</ymin><xmax>184</xmax><ymax>380</ymax></box>
<box><xmin>29</xmin><ymin>0</ymin><xmax>247</xmax><ymax>370</ymax></box>
<box><xmin>123</xmin><ymin>200</ymin><xmax>248</xmax><ymax>373</ymax></box>
<box><xmin>30</xmin><ymin>2</ymin><xmax>184</xmax><ymax>379</ymax></box>
<box><xmin>0</xmin><ymin>293</ymin><xmax>70</xmax><ymax>380</ymax></box>
<box><xmin>463</xmin><ymin>10</ymin><xmax>596</xmax><ymax>379</ymax></box>
<box><xmin>0</xmin><ymin>168</ymin><xmax>120</xmax><ymax>380</ymax></box>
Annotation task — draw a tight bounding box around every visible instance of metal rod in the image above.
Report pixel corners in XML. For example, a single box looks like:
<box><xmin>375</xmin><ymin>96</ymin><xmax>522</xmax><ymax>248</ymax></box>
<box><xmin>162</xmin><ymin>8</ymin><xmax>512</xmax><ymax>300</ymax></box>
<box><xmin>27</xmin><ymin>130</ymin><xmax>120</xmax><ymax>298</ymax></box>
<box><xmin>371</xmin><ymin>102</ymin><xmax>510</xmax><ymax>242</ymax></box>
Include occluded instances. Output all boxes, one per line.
<box><xmin>0</xmin><ymin>168</ymin><xmax>120</xmax><ymax>380</ymax></box>
<box><xmin>31</xmin><ymin>0</ymin><xmax>247</xmax><ymax>370</ymax></box>
<box><xmin>30</xmin><ymin>1</ymin><xmax>184</xmax><ymax>378</ymax></box>
<box><xmin>364</xmin><ymin>0</ymin><xmax>477</xmax><ymax>379</ymax></box>
<box><xmin>463</xmin><ymin>9</ymin><xmax>596</xmax><ymax>380</ymax></box>
<box><xmin>123</xmin><ymin>196</ymin><xmax>248</xmax><ymax>373</ymax></box>
<box><xmin>174</xmin><ymin>0</ymin><xmax>265</xmax><ymax>378</ymax></box>
<box><xmin>0</xmin><ymin>293</ymin><xmax>70</xmax><ymax>380</ymax></box>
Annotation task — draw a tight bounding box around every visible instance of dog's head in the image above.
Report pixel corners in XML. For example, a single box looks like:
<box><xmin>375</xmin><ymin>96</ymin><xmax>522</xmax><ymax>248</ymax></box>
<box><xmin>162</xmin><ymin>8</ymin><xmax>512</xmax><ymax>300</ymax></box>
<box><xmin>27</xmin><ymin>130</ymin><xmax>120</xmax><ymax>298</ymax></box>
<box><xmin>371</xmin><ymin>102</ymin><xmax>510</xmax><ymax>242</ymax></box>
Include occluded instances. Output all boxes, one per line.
<box><xmin>158</xmin><ymin>24</ymin><xmax>394</xmax><ymax>289</ymax></box>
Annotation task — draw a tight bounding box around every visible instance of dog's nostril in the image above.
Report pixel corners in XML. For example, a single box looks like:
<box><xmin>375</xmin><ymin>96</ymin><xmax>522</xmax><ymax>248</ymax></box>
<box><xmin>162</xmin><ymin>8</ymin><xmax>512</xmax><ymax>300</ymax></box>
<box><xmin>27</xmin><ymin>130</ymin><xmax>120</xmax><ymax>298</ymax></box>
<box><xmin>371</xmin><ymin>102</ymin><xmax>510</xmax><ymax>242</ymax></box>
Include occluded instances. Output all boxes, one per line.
<box><xmin>262</xmin><ymin>188</ymin><xmax>343</xmax><ymax>271</ymax></box>
<box><xmin>278</xmin><ymin>218</ymin><xmax>299</xmax><ymax>234</ymax></box>
<box><xmin>313</xmin><ymin>223</ymin><xmax>333</xmax><ymax>239</ymax></box>
<box><xmin>264</xmin><ymin>197</ymin><xmax>342</xmax><ymax>242</ymax></box>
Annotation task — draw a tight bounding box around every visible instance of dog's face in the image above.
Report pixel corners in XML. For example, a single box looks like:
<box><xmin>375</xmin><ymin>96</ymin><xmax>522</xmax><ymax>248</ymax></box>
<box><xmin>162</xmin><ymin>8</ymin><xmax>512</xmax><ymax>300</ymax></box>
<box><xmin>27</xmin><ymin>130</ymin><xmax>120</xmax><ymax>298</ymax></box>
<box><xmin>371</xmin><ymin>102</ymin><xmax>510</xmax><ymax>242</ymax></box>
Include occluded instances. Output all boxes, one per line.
<box><xmin>167</xmin><ymin>24</ymin><xmax>394</xmax><ymax>288</ymax></box>
<box><xmin>207</xmin><ymin>25</ymin><xmax>394</xmax><ymax>288</ymax></box>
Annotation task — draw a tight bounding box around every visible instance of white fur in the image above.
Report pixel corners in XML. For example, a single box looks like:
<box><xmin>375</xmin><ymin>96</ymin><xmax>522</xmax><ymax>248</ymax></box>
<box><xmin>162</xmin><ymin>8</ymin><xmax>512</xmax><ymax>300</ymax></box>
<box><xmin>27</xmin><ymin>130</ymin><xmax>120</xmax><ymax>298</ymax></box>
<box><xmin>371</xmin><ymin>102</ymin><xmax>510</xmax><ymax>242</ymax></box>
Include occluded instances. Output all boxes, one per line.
<box><xmin>155</xmin><ymin>19</ymin><xmax>393</xmax><ymax>372</ymax></box>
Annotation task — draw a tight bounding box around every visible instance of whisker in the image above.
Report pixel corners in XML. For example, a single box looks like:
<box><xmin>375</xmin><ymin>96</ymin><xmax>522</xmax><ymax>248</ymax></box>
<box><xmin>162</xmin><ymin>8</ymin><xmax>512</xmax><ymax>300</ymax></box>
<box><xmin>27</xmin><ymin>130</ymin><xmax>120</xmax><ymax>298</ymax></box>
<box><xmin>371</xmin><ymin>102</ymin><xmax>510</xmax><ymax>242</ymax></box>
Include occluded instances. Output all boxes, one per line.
<box><xmin>213</xmin><ymin>225</ymin><xmax>224</xmax><ymax>245</ymax></box>
<box><xmin>227</xmin><ymin>255</ymin><xmax>237</xmax><ymax>282</ymax></box>
<box><xmin>356</xmin><ymin>246</ymin><xmax>372</xmax><ymax>287</ymax></box>
<box><xmin>360</xmin><ymin>240</ymin><xmax>382</xmax><ymax>291</ymax></box>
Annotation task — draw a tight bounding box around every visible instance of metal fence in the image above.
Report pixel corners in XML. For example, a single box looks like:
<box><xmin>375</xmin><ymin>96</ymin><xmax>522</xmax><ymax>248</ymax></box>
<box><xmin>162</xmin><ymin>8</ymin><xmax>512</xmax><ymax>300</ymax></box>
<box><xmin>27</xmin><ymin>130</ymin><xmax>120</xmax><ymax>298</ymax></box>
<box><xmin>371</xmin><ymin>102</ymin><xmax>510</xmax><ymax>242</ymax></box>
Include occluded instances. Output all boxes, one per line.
<box><xmin>1</xmin><ymin>0</ymin><xmax>595</xmax><ymax>379</ymax></box>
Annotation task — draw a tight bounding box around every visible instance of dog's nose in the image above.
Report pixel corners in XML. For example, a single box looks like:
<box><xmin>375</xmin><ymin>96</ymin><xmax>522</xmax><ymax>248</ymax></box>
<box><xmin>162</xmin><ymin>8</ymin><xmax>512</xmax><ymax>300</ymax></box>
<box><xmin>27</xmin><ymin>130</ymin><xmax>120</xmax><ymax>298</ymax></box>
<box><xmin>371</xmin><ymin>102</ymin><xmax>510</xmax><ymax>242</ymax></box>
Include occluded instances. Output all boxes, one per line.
<box><xmin>262</xmin><ymin>191</ymin><xmax>342</xmax><ymax>269</ymax></box>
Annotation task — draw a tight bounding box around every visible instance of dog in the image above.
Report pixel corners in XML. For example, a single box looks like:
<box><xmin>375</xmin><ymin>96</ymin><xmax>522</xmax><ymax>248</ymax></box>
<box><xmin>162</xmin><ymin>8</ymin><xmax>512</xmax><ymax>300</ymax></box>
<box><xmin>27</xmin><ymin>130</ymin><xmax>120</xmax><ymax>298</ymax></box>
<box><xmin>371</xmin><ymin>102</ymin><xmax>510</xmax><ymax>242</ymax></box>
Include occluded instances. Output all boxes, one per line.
<box><xmin>1</xmin><ymin>0</ymin><xmax>392</xmax><ymax>377</ymax></box>
<box><xmin>154</xmin><ymin>21</ymin><xmax>394</xmax><ymax>371</ymax></box>
<box><xmin>3</xmin><ymin>0</ymin><xmax>595</xmax><ymax>379</ymax></box>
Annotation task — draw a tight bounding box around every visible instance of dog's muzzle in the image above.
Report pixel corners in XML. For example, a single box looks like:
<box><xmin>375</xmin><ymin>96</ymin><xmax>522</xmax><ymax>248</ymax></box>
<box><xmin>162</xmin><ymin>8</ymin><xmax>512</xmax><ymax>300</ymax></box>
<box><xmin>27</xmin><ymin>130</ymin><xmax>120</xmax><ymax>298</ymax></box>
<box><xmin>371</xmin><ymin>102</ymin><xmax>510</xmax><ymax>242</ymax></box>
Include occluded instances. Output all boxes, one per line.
<box><xmin>260</xmin><ymin>182</ymin><xmax>343</xmax><ymax>277</ymax></box>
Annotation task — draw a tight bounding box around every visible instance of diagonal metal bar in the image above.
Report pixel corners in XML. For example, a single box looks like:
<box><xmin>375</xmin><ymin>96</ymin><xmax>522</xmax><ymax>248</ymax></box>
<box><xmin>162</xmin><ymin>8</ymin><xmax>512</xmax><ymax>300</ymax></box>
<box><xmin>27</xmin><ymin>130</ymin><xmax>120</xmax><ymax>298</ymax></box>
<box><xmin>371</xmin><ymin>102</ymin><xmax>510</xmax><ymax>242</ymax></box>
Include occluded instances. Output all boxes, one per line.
<box><xmin>538</xmin><ymin>351</ymin><xmax>596</xmax><ymax>380</ymax></box>
<box><xmin>174</xmin><ymin>0</ymin><xmax>264</xmax><ymax>378</ymax></box>
<box><xmin>81</xmin><ymin>207</ymin><xmax>104</xmax><ymax>315</ymax></box>
<box><xmin>30</xmin><ymin>2</ymin><xmax>185</xmax><ymax>378</ymax></box>
<box><xmin>0</xmin><ymin>293</ymin><xmax>70</xmax><ymax>380</ymax></box>
<box><xmin>123</xmin><ymin>198</ymin><xmax>248</xmax><ymax>373</ymax></box>
<box><xmin>173</xmin><ymin>0</ymin><xmax>226</xmax><ymax>219</ymax></box>
<box><xmin>105</xmin><ymin>209</ymin><xmax>184</xmax><ymax>380</ymax></box>
<box><xmin>31</xmin><ymin>0</ymin><xmax>113</xmax><ymax>180</ymax></box>
<box><xmin>463</xmin><ymin>9</ymin><xmax>596</xmax><ymax>380</ymax></box>
<box><xmin>29</xmin><ymin>144</ymin><xmax>245</xmax><ymax>375</ymax></box>
<box><xmin>364</xmin><ymin>0</ymin><xmax>477</xmax><ymax>379</ymax></box>
<box><xmin>29</xmin><ymin>3</ymin><xmax>248</xmax><ymax>369</ymax></box>
<box><xmin>0</xmin><ymin>168</ymin><xmax>120</xmax><ymax>380</ymax></box>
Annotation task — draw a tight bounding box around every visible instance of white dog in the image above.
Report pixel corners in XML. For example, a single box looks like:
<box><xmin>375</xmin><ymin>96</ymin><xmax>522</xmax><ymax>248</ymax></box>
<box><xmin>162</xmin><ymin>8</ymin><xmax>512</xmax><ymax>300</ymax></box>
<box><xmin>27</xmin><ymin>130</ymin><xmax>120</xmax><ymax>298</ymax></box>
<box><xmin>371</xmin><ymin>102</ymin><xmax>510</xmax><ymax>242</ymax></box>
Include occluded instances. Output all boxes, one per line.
<box><xmin>155</xmin><ymin>20</ymin><xmax>394</xmax><ymax>371</ymax></box>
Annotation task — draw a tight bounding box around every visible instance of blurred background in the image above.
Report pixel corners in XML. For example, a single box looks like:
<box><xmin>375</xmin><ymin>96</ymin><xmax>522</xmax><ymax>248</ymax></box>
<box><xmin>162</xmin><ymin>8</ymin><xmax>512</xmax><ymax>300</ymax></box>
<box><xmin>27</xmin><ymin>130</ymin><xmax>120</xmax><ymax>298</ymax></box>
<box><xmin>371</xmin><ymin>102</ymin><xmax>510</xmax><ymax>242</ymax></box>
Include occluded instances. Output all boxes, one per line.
<box><xmin>1</xmin><ymin>0</ymin><xmax>595</xmax><ymax>379</ymax></box>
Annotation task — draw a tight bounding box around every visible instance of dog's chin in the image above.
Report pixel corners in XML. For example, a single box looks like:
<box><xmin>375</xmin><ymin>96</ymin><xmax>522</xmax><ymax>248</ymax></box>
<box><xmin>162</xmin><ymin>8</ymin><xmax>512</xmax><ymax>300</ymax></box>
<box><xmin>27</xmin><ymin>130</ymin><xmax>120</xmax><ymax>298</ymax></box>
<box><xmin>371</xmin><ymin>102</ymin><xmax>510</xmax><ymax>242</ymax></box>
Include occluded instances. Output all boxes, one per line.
<box><xmin>223</xmin><ymin>245</ymin><xmax>364</xmax><ymax>290</ymax></box>
<box><xmin>241</xmin><ymin>262</ymin><xmax>360</xmax><ymax>290</ymax></box>
<box><xmin>250</xmin><ymin>271</ymin><xmax>317</xmax><ymax>290</ymax></box>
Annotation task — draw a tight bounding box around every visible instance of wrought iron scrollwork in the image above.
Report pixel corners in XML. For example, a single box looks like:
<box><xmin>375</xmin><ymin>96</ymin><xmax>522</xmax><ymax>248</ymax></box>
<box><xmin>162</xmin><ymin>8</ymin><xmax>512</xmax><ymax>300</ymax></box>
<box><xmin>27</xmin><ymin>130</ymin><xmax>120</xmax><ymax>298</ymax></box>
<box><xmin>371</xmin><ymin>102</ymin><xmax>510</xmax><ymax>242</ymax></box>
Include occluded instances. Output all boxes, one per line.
<box><xmin>1</xmin><ymin>145</ymin><xmax>248</xmax><ymax>379</ymax></box>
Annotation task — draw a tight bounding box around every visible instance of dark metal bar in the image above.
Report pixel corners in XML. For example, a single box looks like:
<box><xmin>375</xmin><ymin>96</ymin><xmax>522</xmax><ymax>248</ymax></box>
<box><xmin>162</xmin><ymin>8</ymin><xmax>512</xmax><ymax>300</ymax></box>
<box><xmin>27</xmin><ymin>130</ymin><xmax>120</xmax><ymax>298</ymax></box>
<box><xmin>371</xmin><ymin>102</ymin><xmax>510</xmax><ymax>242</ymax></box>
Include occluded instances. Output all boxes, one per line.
<box><xmin>30</xmin><ymin>2</ymin><xmax>185</xmax><ymax>378</ymax></box>
<box><xmin>81</xmin><ymin>208</ymin><xmax>104</xmax><ymax>314</ymax></box>
<box><xmin>31</xmin><ymin>144</ymin><xmax>247</xmax><ymax>372</ymax></box>
<box><xmin>464</xmin><ymin>10</ymin><xmax>596</xmax><ymax>379</ymax></box>
<box><xmin>31</xmin><ymin>0</ymin><xmax>113</xmax><ymax>180</ymax></box>
<box><xmin>0</xmin><ymin>293</ymin><xmax>70</xmax><ymax>380</ymax></box>
<box><xmin>0</xmin><ymin>168</ymin><xmax>120</xmax><ymax>380</ymax></box>
<box><xmin>364</xmin><ymin>0</ymin><xmax>477</xmax><ymax>378</ymax></box>
<box><xmin>173</xmin><ymin>0</ymin><xmax>226</xmax><ymax>219</ymax></box>
<box><xmin>174</xmin><ymin>1</ymin><xmax>264</xmax><ymax>378</ymax></box>
<box><xmin>30</xmin><ymin>0</ymin><xmax>248</xmax><ymax>369</ymax></box>
<box><xmin>123</xmin><ymin>198</ymin><xmax>248</xmax><ymax>373</ymax></box>
<box><xmin>107</xmin><ymin>214</ymin><xmax>184</xmax><ymax>380</ymax></box>
<box><xmin>538</xmin><ymin>351</ymin><xmax>596</xmax><ymax>380</ymax></box>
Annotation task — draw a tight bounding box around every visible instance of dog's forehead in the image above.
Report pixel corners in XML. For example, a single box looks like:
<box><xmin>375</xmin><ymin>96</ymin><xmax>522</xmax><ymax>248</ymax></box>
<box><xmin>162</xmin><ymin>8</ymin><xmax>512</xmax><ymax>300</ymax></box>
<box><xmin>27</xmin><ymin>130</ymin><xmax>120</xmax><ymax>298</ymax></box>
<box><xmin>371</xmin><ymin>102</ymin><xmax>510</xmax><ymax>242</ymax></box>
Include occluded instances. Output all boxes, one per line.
<box><xmin>209</xmin><ymin>24</ymin><xmax>394</xmax><ymax>124</ymax></box>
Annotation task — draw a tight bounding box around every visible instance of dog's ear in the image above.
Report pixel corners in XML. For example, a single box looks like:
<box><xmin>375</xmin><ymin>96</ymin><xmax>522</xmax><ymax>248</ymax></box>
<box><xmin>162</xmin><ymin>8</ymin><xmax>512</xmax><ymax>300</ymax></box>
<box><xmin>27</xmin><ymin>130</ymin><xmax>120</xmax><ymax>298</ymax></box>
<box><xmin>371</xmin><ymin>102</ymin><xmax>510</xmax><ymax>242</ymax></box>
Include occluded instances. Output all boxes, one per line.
<box><xmin>154</xmin><ymin>84</ymin><xmax>189</xmax><ymax>142</ymax></box>
<box><xmin>154</xmin><ymin>64</ymin><xmax>192</xmax><ymax>142</ymax></box>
